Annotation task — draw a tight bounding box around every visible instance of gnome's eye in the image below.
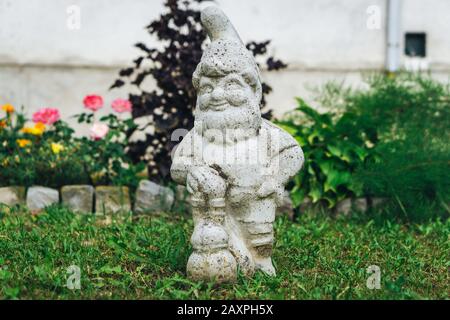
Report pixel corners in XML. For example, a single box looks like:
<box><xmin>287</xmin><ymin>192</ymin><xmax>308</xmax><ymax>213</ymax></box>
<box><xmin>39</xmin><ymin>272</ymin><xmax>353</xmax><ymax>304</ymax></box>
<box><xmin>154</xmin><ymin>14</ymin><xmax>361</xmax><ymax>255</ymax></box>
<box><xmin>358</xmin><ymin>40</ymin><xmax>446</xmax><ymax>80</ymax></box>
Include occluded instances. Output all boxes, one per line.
<box><xmin>225</xmin><ymin>79</ymin><xmax>243</xmax><ymax>90</ymax></box>
<box><xmin>200</xmin><ymin>84</ymin><xmax>213</xmax><ymax>94</ymax></box>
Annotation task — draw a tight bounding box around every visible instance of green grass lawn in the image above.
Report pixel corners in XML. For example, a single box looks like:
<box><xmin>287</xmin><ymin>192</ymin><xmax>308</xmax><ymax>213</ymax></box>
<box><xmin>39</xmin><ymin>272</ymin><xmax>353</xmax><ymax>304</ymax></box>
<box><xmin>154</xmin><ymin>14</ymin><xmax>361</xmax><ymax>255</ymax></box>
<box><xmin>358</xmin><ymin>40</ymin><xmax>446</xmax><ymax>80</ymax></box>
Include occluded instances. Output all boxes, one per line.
<box><xmin>0</xmin><ymin>206</ymin><xmax>448</xmax><ymax>299</ymax></box>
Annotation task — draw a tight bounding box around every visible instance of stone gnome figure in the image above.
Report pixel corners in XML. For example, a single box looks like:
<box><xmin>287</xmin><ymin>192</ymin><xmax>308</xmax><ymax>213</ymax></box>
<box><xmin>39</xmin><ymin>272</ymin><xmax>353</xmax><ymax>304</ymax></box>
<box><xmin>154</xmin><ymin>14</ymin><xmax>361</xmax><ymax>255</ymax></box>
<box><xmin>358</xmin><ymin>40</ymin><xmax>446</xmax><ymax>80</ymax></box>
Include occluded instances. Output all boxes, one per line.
<box><xmin>171</xmin><ymin>6</ymin><xmax>303</xmax><ymax>282</ymax></box>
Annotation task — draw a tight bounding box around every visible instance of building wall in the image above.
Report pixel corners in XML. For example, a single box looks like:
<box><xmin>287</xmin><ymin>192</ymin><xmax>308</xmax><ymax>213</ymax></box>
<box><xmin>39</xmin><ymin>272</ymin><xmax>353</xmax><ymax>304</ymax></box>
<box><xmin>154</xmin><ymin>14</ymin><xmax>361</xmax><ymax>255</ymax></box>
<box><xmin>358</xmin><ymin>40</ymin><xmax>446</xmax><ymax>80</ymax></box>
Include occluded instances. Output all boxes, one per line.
<box><xmin>1</xmin><ymin>0</ymin><xmax>449</xmax><ymax>133</ymax></box>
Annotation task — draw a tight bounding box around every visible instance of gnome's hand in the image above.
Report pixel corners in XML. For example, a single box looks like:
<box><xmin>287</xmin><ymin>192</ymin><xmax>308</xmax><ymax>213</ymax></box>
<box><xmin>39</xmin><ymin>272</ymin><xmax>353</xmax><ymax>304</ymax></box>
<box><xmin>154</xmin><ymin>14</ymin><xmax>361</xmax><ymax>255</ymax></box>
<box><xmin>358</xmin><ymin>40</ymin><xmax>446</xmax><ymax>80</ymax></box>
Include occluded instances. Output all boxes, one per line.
<box><xmin>186</xmin><ymin>166</ymin><xmax>226</xmax><ymax>199</ymax></box>
<box><xmin>257</xmin><ymin>179</ymin><xmax>284</xmax><ymax>202</ymax></box>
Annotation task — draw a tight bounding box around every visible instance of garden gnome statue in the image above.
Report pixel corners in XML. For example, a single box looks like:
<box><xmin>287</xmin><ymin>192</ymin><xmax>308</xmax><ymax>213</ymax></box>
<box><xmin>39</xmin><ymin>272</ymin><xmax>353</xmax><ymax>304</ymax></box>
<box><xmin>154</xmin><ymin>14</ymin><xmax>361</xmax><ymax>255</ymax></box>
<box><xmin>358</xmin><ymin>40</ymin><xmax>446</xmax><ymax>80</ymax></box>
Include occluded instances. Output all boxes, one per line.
<box><xmin>171</xmin><ymin>6</ymin><xmax>304</xmax><ymax>282</ymax></box>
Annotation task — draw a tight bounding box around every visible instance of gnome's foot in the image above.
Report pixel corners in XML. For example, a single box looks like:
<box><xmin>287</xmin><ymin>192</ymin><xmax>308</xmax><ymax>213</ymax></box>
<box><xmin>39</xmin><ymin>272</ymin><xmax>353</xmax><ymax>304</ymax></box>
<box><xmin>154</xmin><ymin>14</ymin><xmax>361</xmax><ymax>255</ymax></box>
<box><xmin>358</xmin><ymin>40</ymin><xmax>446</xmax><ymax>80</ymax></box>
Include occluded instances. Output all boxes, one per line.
<box><xmin>255</xmin><ymin>257</ymin><xmax>276</xmax><ymax>276</ymax></box>
<box><xmin>187</xmin><ymin>249</ymin><xmax>237</xmax><ymax>283</ymax></box>
<box><xmin>226</xmin><ymin>216</ymin><xmax>255</xmax><ymax>277</ymax></box>
<box><xmin>228</xmin><ymin>236</ymin><xmax>255</xmax><ymax>277</ymax></box>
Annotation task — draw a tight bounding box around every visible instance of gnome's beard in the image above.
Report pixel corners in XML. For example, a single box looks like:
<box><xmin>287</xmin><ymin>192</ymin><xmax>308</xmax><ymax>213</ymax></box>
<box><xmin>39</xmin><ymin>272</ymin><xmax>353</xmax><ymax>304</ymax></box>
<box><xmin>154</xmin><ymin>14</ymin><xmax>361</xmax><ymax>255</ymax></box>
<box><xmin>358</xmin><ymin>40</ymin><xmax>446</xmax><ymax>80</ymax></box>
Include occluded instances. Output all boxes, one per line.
<box><xmin>194</xmin><ymin>103</ymin><xmax>262</xmax><ymax>144</ymax></box>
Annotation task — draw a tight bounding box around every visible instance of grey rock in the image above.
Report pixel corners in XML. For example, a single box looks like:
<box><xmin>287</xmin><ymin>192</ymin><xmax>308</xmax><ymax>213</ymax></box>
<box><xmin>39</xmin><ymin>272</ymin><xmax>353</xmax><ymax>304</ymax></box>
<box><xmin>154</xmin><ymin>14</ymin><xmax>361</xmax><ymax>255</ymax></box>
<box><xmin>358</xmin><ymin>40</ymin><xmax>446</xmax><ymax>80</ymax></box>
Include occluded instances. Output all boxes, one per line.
<box><xmin>353</xmin><ymin>198</ymin><xmax>368</xmax><ymax>212</ymax></box>
<box><xmin>26</xmin><ymin>186</ymin><xmax>59</xmax><ymax>212</ymax></box>
<box><xmin>61</xmin><ymin>185</ymin><xmax>94</xmax><ymax>214</ymax></box>
<box><xmin>335</xmin><ymin>198</ymin><xmax>352</xmax><ymax>215</ymax></box>
<box><xmin>95</xmin><ymin>186</ymin><xmax>131</xmax><ymax>215</ymax></box>
<box><xmin>335</xmin><ymin>198</ymin><xmax>369</xmax><ymax>215</ymax></box>
<box><xmin>0</xmin><ymin>186</ymin><xmax>26</xmax><ymax>206</ymax></box>
<box><xmin>134</xmin><ymin>180</ymin><xmax>174</xmax><ymax>214</ymax></box>
<box><xmin>371</xmin><ymin>197</ymin><xmax>387</xmax><ymax>208</ymax></box>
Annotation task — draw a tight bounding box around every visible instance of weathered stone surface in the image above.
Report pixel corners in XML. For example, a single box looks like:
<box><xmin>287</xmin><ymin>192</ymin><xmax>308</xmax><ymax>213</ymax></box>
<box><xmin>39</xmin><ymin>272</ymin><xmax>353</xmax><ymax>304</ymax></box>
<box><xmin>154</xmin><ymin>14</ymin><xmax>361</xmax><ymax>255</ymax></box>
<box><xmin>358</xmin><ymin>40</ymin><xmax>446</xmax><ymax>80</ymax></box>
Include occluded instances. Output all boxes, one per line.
<box><xmin>0</xmin><ymin>186</ymin><xmax>26</xmax><ymax>206</ymax></box>
<box><xmin>95</xmin><ymin>186</ymin><xmax>130</xmax><ymax>215</ymax></box>
<box><xmin>170</xmin><ymin>6</ymin><xmax>304</xmax><ymax>282</ymax></box>
<box><xmin>26</xmin><ymin>186</ymin><xmax>59</xmax><ymax>212</ymax></box>
<box><xmin>61</xmin><ymin>185</ymin><xmax>94</xmax><ymax>213</ymax></box>
<box><xmin>134</xmin><ymin>180</ymin><xmax>174</xmax><ymax>214</ymax></box>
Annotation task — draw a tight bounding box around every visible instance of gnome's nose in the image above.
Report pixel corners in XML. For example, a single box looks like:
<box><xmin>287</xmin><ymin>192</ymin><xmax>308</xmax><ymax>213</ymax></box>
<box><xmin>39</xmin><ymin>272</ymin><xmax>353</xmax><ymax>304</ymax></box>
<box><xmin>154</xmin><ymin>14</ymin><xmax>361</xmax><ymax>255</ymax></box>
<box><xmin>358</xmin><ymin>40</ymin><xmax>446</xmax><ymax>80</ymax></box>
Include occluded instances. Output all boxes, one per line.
<box><xmin>211</xmin><ymin>87</ymin><xmax>225</xmax><ymax>101</ymax></box>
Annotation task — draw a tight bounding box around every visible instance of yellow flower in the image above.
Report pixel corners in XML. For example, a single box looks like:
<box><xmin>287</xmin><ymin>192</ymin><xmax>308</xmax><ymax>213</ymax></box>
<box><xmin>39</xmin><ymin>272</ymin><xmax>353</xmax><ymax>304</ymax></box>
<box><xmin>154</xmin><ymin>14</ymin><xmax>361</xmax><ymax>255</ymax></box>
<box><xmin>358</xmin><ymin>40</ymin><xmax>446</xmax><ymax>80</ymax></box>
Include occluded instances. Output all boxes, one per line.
<box><xmin>2</xmin><ymin>104</ymin><xmax>15</xmax><ymax>113</ymax></box>
<box><xmin>21</xmin><ymin>122</ymin><xmax>45</xmax><ymax>136</ymax></box>
<box><xmin>35</xmin><ymin>122</ymin><xmax>45</xmax><ymax>131</ymax></box>
<box><xmin>90</xmin><ymin>171</ymin><xmax>106</xmax><ymax>184</ymax></box>
<box><xmin>1</xmin><ymin>158</ymin><xmax>8</xmax><ymax>167</ymax></box>
<box><xmin>51</xmin><ymin>142</ymin><xmax>64</xmax><ymax>154</ymax></box>
<box><xmin>0</xmin><ymin>119</ymin><xmax>6</xmax><ymax>129</ymax></box>
<box><xmin>17</xmin><ymin>139</ymin><xmax>31</xmax><ymax>148</ymax></box>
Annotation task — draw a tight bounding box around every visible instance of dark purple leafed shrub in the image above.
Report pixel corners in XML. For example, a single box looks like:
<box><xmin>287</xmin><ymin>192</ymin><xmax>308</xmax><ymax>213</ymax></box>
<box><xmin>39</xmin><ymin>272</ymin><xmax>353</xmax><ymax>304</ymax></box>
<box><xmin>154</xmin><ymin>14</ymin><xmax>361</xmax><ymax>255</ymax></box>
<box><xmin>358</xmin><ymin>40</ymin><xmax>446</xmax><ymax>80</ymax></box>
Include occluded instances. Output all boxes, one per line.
<box><xmin>111</xmin><ymin>0</ymin><xmax>287</xmax><ymax>182</ymax></box>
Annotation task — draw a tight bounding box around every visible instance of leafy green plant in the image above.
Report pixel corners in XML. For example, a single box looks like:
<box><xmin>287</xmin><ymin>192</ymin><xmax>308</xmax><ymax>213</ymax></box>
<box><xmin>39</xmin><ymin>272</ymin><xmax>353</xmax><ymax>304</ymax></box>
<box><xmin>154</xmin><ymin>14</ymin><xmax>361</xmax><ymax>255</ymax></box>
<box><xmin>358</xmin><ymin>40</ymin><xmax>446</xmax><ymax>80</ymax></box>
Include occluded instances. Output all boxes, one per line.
<box><xmin>346</xmin><ymin>73</ymin><xmax>450</xmax><ymax>221</ymax></box>
<box><xmin>279</xmin><ymin>73</ymin><xmax>450</xmax><ymax>222</ymax></box>
<box><xmin>277</xmin><ymin>98</ymin><xmax>375</xmax><ymax>209</ymax></box>
<box><xmin>74</xmin><ymin>112</ymin><xmax>145</xmax><ymax>189</ymax></box>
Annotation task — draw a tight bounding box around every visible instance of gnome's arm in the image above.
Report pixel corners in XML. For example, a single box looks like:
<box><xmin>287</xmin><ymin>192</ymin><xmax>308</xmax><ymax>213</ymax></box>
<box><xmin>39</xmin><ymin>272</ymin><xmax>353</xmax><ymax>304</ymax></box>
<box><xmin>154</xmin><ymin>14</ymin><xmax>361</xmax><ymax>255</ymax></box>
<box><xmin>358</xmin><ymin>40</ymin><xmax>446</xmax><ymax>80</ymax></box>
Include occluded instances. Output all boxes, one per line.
<box><xmin>273</xmin><ymin>143</ymin><xmax>304</xmax><ymax>185</ymax></box>
<box><xmin>170</xmin><ymin>131</ymin><xmax>195</xmax><ymax>186</ymax></box>
<box><xmin>171</xmin><ymin>130</ymin><xmax>227</xmax><ymax>202</ymax></box>
<box><xmin>257</xmin><ymin>129</ymin><xmax>304</xmax><ymax>199</ymax></box>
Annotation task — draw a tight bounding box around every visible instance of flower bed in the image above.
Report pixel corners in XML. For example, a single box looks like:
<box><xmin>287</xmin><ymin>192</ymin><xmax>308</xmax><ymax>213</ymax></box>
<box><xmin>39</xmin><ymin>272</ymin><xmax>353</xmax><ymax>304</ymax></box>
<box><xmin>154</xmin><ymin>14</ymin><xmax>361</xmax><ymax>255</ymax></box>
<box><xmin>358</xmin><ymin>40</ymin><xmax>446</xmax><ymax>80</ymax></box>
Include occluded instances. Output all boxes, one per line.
<box><xmin>0</xmin><ymin>96</ymin><xmax>145</xmax><ymax>189</ymax></box>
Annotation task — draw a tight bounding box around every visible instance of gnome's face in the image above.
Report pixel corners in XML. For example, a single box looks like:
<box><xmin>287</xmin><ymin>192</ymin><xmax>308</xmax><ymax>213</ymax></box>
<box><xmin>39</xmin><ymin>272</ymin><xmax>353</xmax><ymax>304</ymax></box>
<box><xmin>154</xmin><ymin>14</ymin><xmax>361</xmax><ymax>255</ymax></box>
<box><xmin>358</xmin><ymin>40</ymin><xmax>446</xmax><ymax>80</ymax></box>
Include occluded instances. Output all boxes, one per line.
<box><xmin>195</xmin><ymin>71</ymin><xmax>261</xmax><ymax>133</ymax></box>
<box><xmin>193</xmin><ymin>40</ymin><xmax>263</xmax><ymax>135</ymax></box>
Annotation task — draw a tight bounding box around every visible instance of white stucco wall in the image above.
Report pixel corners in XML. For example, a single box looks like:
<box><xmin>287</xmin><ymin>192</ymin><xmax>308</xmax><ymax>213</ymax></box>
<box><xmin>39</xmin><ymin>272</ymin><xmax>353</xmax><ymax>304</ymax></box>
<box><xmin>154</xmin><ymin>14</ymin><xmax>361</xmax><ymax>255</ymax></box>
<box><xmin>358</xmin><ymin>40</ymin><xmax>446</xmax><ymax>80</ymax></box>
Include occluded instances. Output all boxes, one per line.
<box><xmin>1</xmin><ymin>0</ymin><xmax>449</xmax><ymax>132</ymax></box>
<box><xmin>0</xmin><ymin>0</ymin><xmax>389</xmax><ymax>68</ymax></box>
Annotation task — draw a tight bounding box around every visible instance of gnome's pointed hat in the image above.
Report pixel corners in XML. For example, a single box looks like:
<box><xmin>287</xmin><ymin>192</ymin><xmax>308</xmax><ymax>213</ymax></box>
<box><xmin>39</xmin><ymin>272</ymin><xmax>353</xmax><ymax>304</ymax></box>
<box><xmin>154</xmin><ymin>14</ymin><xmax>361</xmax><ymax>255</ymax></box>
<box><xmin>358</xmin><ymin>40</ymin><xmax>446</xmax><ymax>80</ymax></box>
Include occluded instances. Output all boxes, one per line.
<box><xmin>201</xmin><ymin>6</ymin><xmax>242</xmax><ymax>43</ymax></box>
<box><xmin>193</xmin><ymin>6</ymin><xmax>262</xmax><ymax>101</ymax></box>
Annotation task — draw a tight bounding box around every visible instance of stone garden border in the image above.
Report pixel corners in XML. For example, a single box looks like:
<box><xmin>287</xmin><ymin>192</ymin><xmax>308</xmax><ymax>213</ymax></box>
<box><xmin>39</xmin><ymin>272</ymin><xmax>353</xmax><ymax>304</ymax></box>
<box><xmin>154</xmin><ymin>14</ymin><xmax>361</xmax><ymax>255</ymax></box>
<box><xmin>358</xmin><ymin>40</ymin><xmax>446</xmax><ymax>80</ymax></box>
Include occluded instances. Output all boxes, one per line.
<box><xmin>0</xmin><ymin>180</ymin><xmax>175</xmax><ymax>215</ymax></box>
<box><xmin>0</xmin><ymin>182</ymin><xmax>384</xmax><ymax>217</ymax></box>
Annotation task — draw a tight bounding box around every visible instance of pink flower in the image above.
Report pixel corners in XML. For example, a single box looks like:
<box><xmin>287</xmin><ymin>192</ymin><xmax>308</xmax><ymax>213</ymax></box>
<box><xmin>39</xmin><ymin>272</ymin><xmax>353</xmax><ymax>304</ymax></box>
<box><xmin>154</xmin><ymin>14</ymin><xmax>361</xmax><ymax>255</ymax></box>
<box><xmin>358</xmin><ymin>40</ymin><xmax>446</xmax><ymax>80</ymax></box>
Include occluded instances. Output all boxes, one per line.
<box><xmin>32</xmin><ymin>108</ymin><xmax>60</xmax><ymax>125</ymax></box>
<box><xmin>83</xmin><ymin>95</ymin><xmax>104</xmax><ymax>111</ymax></box>
<box><xmin>111</xmin><ymin>98</ymin><xmax>132</xmax><ymax>113</ymax></box>
<box><xmin>90</xmin><ymin>123</ymin><xmax>109</xmax><ymax>140</ymax></box>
